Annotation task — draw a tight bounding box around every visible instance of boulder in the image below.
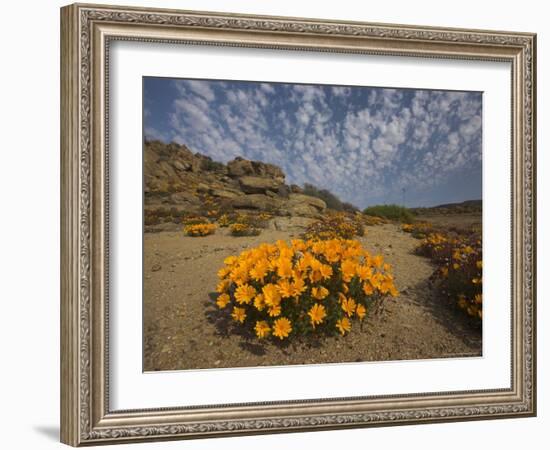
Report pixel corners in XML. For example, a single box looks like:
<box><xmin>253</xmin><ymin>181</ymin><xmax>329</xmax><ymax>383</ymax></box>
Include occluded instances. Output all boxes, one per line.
<box><xmin>288</xmin><ymin>194</ymin><xmax>326</xmax><ymax>211</ymax></box>
<box><xmin>261</xmin><ymin>164</ymin><xmax>285</xmax><ymax>181</ymax></box>
<box><xmin>238</xmin><ymin>176</ymin><xmax>282</xmax><ymax>194</ymax></box>
<box><xmin>228</xmin><ymin>157</ymin><xmax>285</xmax><ymax>181</ymax></box>
<box><xmin>227</xmin><ymin>158</ymin><xmax>254</xmax><ymax>177</ymax></box>
<box><xmin>172</xmin><ymin>160</ymin><xmax>192</xmax><ymax>172</ymax></box>
<box><xmin>277</xmin><ymin>184</ymin><xmax>291</xmax><ymax>198</ymax></box>
<box><xmin>273</xmin><ymin>216</ymin><xmax>315</xmax><ymax>232</ymax></box>
<box><xmin>210</xmin><ymin>189</ymin><xmax>240</xmax><ymax>199</ymax></box>
<box><xmin>278</xmin><ymin>194</ymin><xmax>326</xmax><ymax>218</ymax></box>
<box><xmin>285</xmin><ymin>204</ymin><xmax>323</xmax><ymax>218</ymax></box>
<box><xmin>230</xmin><ymin>194</ymin><xmax>282</xmax><ymax>211</ymax></box>
<box><xmin>196</xmin><ymin>183</ymin><xmax>211</xmax><ymax>193</ymax></box>
<box><xmin>169</xmin><ymin>191</ymin><xmax>200</xmax><ymax>205</ymax></box>
<box><xmin>265</xmin><ymin>190</ymin><xmax>279</xmax><ymax>198</ymax></box>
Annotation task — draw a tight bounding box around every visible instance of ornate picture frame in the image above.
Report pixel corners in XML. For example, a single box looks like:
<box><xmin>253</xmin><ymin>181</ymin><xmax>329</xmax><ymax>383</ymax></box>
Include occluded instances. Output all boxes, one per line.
<box><xmin>60</xmin><ymin>3</ymin><xmax>536</xmax><ymax>446</ymax></box>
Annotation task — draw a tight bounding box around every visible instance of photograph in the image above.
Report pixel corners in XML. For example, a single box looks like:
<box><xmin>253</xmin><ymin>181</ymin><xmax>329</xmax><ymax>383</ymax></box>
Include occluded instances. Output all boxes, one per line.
<box><xmin>142</xmin><ymin>77</ymin><xmax>483</xmax><ymax>371</ymax></box>
<box><xmin>57</xmin><ymin>2</ymin><xmax>537</xmax><ymax>445</ymax></box>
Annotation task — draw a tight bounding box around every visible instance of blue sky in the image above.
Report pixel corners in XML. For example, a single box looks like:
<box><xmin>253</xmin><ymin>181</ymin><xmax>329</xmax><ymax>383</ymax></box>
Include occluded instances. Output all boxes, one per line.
<box><xmin>144</xmin><ymin>77</ymin><xmax>482</xmax><ymax>208</ymax></box>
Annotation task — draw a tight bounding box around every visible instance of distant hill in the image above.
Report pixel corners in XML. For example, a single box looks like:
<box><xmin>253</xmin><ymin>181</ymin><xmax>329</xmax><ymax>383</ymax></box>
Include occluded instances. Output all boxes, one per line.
<box><xmin>434</xmin><ymin>200</ymin><xmax>482</xmax><ymax>210</ymax></box>
<box><xmin>410</xmin><ymin>199</ymin><xmax>482</xmax><ymax>215</ymax></box>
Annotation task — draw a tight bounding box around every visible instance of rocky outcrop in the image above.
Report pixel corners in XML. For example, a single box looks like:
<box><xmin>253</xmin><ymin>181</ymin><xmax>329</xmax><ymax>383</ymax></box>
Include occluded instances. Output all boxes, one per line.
<box><xmin>144</xmin><ymin>140</ymin><xmax>327</xmax><ymax>220</ymax></box>
<box><xmin>227</xmin><ymin>157</ymin><xmax>285</xmax><ymax>181</ymax></box>
<box><xmin>169</xmin><ymin>192</ymin><xmax>201</xmax><ymax>205</ymax></box>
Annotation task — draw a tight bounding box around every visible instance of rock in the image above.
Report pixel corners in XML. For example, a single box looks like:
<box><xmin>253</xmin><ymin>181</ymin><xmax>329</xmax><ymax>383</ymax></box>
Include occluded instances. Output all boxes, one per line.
<box><xmin>238</xmin><ymin>176</ymin><xmax>282</xmax><ymax>194</ymax></box>
<box><xmin>151</xmin><ymin>264</ymin><xmax>162</xmax><ymax>272</ymax></box>
<box><xmin>210</xmin><ymin>189</ymin><xmax>240</xmax><ymax>199</ymax></box>
<box><xmin>279</xmin><ymin>193</ymin><xmax>327</xmax><ymax>217</ymax></box>
<box><xmin>286</xmin><ymin>204</ymin><xmax>322</xmax><ymax>218</ymax></box>
<box><xmin>144</xmin><ymin>142</ymin><xmax>335</xmax><ymax>223</ymax></box>
<box><xmin>273</xmin><ymin>216</ymin><xmax>315</xmax><ymax>232</ymax></box>
<box><xmin>227</xmin><ymin>157</ymin><xmax>254</xmax><ymax>177</ymax></box>
<box><xmin>196</xmin><ymin>183</ymin><xmax>210</xmax><ymax>193</ymax></box>
<box><xmin>227</xmin><ymin>158</ymin><xmax>254</xmax><ymax>177</ymax></box>
<box><xmin>265</xmin><ymin>219</ymin><xmax>277</xmax><ymax>231</ymax></box>
<box><xmin>228</xmin><ymin>156</ymin><xmax>285</xmax><ymax>181</ymax></box>
<box><xmin>277</xmin><ymin>184</ymin><xmax>290</xmax><ymax>198</ymax></box>
<box><xmin>169</xmin><ymin>192</ymin><xmax>200</xmax><ymax>204</ymax></box>
<box><xmin>172</xmin><ymin>160</ymin><xmax>191</xmax><ymax>172</ymax></box>
<box><xmin>231</xmin><ymin>194</ymin><xmax>282</xmax><ymax>211</ymax></box>
<box><xmin>288</xmin><ymin>193</ymin><xmax>326</xmax><ymax>211</ymax></box>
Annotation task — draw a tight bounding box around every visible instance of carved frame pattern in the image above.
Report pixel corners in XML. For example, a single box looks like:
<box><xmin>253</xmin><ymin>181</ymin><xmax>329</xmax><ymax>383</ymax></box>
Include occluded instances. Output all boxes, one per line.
<box><xmin>60</xmin><ymin>3</ymin><xmax>536</xmax><ymax>446</ymax></box>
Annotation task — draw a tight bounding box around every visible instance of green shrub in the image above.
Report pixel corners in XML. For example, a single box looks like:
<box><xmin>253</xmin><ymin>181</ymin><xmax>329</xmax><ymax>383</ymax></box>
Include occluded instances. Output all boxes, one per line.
<box><xmin>302</xmin><ymin>183</ymin><xmax>345</xmax><ymax>211</ymax></box>
<box><xmin>363</xmin><ymin>204</ymin><xmax>414</xmax><ymax>223</ymax></box>
<box><xmin>200</xmin><ymin>158</ymin><xmax>225</xmax><ymax>172</ymax></box>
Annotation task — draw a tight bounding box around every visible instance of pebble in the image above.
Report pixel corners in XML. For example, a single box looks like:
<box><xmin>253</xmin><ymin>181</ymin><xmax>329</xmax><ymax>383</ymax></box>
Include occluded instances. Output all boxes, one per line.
<box><xmin>151</xmin><ymin>264</ymin><xmax>162</xmax><ymax>272</ymax></box>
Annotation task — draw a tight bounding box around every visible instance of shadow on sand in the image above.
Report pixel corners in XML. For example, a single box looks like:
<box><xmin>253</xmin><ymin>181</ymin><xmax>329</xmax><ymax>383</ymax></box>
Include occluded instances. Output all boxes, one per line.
<box><xmin>407</xmin><ymin>277</ymin><xmax>482</xmax><ymax>351</ymax></box>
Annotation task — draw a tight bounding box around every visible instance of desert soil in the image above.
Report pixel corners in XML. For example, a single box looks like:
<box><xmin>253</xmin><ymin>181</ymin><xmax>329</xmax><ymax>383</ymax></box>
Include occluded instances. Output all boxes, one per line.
<box><xmin>143</xmin><ymin>223</ymin><xmax>482</xmax><ymax>371</ymax></box>
<box><xmin>415</xmin><ymin>213</ymin><xmax>481</xmax><ymax>230</ymax></box>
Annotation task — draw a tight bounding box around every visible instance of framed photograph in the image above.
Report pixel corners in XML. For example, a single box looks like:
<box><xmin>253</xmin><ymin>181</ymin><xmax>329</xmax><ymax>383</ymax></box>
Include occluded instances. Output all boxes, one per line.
<box><xmin>60</xmin><ymin>3</ymin><xmax>536</xmax><ymax>446</ymax></box>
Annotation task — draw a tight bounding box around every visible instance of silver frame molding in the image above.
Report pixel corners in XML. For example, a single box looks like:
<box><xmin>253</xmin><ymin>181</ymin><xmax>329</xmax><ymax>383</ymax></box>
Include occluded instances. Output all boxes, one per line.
<box><xmin>60</xmin><ymin>3</ymin><xmax>536</xmax><ymax>446</ymax></box>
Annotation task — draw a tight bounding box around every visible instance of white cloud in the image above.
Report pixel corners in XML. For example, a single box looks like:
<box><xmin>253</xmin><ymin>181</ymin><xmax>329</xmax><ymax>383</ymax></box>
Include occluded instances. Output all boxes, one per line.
<box><xmin>332</xmin><ymin>86</ymin><xmax>350</xmax><ymax>97</ymax></box>
<box><xmin>144</xmin><ymin>126</ymin><xmax>167</xmax><ymax>142</ymax></box>
<box><xmin>149</xmin><ymin>79</ymin><xmax>482</xmax><ymax>207</ymax></box>
<box><xmin>260</xmin><ymin>83</ymin><xmax>275</xmax><ymax>94</ymax></box>
<box><xmin>177</xmin><ymin>79</ymin><xmax>216</xmax><ymax>101</ymax></box>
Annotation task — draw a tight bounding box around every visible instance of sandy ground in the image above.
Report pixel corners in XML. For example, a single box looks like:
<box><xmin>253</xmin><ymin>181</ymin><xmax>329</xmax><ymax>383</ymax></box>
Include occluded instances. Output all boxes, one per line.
<box><xmin>143</xmin><ymin>223</ymin><xmax>481</xmax><ymax>371</ymax></box>
<box><xmin>415</xmin><ymin>213</ymin><xmax>481</xmax><ymax>230</ymax></box>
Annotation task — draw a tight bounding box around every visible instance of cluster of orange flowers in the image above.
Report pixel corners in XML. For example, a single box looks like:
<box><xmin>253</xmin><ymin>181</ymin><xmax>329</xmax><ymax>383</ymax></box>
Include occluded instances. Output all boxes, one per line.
<box><xmin>229</xmin><ymin>222</ymin><xmax>261</xmax><ymax>237</ymax></box>
<box><xmin>215</xmin><ymin>238</ymin><xmax>398</xmax><ymax>340</ymax></box>
<box><xmin>217</xmin><ymin>212</ymin><xmax>271</xmax><ymax>234</ymax></box>
<box><xmin>303</xmin><ymin>213</ymin><xmax>364</xmax><ymax>241</ymax></box>
<box><xmin>417</xmin><ymin>232</ymin><xmax>482</xmax><ymax>320</ymax></box>
<box><xmin>362</xmin><ymin>215</ymin><xmax>388</xmax><ymax>226</ymax></box>
<box><xmin>401</xmin><ymin>222</ymin><xmax>434</xmax><ymax>239</ymax></box>
<box><xmin>183</xmin><ymin>223</ymin><xmax>217</xmax><ymax>237</ymax></box>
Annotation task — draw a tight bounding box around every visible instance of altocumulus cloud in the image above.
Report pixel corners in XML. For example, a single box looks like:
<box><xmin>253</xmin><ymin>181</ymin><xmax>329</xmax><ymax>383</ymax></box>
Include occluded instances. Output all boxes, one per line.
<box><xmin>144</xmin><ymin>77</ymin><xmax>482</xmax><ymax>208</ymax></box>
